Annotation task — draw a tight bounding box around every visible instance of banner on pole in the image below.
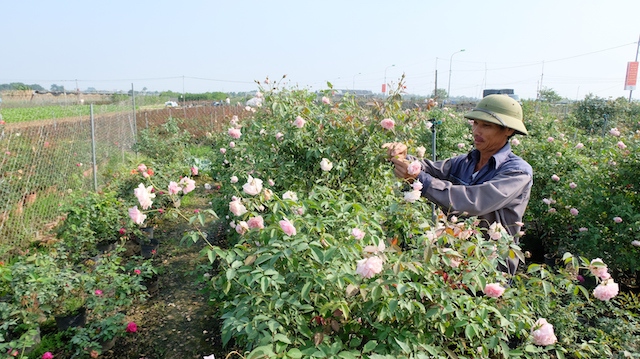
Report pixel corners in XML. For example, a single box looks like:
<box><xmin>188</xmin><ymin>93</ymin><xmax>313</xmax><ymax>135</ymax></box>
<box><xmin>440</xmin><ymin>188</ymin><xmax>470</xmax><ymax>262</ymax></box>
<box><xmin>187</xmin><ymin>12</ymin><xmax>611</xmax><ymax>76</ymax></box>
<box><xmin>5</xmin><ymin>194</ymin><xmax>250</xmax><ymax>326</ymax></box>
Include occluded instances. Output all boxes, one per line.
<box><xmin>624</xmin><ymin>61</ymin><xmax>638</xmax><ymax>90</ymax></box>
<box><xmin>381</xmin><ymin>84</ymin><xmax>387</xmax><ymax>94</ymax></box>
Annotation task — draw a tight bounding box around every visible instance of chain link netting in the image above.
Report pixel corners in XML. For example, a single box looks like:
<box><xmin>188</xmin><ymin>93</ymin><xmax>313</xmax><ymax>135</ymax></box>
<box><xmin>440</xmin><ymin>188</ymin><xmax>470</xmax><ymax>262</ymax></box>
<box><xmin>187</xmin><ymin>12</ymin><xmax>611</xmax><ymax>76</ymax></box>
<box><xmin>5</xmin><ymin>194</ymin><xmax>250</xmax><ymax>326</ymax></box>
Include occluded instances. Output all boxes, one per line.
<box><xmin>0</xmin><ymin>101</ymin><xmax>244</xmax><ymax>258</ymax></box>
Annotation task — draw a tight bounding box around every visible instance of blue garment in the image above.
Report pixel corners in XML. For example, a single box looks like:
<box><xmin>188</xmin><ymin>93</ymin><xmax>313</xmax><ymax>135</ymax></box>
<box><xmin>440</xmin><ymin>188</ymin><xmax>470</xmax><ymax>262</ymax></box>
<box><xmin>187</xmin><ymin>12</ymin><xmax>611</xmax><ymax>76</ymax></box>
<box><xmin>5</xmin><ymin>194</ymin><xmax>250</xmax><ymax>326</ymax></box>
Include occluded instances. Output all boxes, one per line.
<box><xmin>413</xmin><ymin>143</ymin><xmax>532</xmax><ymax>237</ymax></box>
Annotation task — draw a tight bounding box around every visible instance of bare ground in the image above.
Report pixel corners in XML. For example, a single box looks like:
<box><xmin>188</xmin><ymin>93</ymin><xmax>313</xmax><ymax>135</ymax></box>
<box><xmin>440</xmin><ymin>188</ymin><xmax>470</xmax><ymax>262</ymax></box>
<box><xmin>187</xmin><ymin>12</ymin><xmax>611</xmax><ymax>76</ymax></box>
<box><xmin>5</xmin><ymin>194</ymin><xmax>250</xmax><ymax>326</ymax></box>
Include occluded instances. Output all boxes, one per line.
<box><xmin>101</xmin><ymin>222</ymin><xmax>241</xmax><ymax>359</ymax></box>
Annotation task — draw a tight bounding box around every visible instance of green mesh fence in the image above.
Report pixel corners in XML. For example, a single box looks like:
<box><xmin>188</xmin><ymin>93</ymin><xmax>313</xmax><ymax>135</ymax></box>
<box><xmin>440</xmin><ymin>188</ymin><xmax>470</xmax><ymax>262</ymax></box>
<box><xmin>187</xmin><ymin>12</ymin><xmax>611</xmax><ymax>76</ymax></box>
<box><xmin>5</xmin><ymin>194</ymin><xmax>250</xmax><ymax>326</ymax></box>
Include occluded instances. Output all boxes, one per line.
<box><xmin>0</xmin><ymin>101</ymin><xmax>244</xmax><ymax>258</ymax></box>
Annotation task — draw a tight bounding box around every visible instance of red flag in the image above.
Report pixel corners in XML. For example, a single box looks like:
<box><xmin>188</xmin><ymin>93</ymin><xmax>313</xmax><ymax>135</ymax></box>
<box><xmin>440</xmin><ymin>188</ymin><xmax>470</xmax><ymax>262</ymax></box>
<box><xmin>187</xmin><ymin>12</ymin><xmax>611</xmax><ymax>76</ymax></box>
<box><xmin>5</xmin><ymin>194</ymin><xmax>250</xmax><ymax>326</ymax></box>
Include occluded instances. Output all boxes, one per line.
<box><xmin>624</xmin><ymin>61</ymin><xmax>638</xmax><ymax>90</ymax></box>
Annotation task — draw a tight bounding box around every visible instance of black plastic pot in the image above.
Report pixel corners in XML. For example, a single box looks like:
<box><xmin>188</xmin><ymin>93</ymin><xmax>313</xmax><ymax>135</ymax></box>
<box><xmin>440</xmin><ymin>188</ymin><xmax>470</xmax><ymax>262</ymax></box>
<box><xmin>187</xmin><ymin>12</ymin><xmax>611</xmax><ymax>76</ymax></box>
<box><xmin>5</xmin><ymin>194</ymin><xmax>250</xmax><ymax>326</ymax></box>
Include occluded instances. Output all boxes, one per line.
<box><xmin>140</xmin><ymin>238</ymin><xmax>160</xmax><ymax>259</ymax></box>
<box><xmin>55</xmin><ymin>306</ymin><xmax>87</xmax><ymax>331</ymax></box>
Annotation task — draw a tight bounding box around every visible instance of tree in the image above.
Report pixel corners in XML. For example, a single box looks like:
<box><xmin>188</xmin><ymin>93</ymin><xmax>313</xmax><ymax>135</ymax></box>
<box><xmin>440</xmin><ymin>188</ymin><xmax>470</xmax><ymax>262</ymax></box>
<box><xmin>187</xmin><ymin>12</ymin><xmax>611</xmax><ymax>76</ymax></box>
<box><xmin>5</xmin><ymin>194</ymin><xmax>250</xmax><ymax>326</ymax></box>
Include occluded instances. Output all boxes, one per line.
<box><xmin>50</xmin><ymin>84</ymin><xmax>65</xmax><ymax>92</ymax></box>
<box><xmin>429</xmin><ymin>88</ymin><xmax>448</xmax><ymax>101</ymax></box>
<box><xmin>538</xmin><ymin>87</ymin><xmax>563</xmax><ymax>103</ymax></box>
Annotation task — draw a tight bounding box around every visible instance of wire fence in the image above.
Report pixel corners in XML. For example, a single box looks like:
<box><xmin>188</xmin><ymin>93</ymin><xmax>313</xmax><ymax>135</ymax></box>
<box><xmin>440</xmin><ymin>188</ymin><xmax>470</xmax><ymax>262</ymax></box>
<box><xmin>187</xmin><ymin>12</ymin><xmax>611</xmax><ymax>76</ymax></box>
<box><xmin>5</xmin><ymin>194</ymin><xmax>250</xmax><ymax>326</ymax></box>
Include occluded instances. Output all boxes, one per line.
<box><xmin>0</xmin><ymin>101</ymin><xmax>244</xmax><ymax>257</ymax></box>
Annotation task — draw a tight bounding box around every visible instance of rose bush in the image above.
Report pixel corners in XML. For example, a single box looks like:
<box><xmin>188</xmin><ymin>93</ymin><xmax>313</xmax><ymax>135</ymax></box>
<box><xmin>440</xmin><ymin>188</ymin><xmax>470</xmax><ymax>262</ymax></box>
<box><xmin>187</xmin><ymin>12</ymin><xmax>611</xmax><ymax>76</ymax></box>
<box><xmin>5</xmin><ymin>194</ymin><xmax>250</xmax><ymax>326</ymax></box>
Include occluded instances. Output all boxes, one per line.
<box><xmin>199</xmin><ymin>81</ymin><xmax>640</xmax><ymax>357</ymax></box>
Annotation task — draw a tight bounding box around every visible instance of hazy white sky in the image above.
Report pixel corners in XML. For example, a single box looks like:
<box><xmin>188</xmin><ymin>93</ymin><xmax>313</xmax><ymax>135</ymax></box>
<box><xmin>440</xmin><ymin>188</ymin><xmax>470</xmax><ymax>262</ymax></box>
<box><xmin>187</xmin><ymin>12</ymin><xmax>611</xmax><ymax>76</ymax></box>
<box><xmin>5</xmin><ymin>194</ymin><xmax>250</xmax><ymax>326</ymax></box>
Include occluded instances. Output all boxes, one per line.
<box><xmin>2</xmin><ymin>0</ymin><xmax>640</xmax><ymax>100</ymax></box>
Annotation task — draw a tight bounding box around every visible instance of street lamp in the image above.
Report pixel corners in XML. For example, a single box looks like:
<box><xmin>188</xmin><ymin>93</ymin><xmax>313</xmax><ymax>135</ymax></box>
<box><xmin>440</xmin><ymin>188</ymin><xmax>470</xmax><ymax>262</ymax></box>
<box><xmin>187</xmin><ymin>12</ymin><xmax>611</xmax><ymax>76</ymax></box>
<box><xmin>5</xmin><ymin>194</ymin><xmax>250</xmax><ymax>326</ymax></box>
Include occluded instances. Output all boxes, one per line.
<box><xmin>384</xmin><ymin>64</ymin><xmax>395</xmax><ymax>96</ymax></box>
<box><xmin>352</xmin><ymin>72</ymin><xmax>361</xmax><ymax>91</ymax></box>
<box><xmin>447</xmin><ymin>49</ymin><xmax>465</xmax><ymax>102</ymax></box>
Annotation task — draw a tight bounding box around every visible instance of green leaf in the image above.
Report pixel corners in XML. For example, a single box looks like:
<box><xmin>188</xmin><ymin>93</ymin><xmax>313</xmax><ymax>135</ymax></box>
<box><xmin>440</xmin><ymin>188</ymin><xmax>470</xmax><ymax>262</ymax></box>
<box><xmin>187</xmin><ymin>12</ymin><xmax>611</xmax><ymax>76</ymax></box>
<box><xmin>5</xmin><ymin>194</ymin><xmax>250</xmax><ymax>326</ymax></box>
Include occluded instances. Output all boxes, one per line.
<box><xmin>226</xmin><ymin>268</ymin><xmax>237</xmax><ymax>281</ymax></box>
<box><xmin>524</xmin><ymin>344</ymin><xmax>540</xmax><ymax>352</ymax></box>
<box><xmin>465</xmin><ymin>324</ymin><xmax>476</xmax><ymax>340</ymax></box>
<box><xmin>247</xmin><ymin>345</ymin><xmax>276</xmax><ymax>359</ymax></box>
<box><xmin>337</xmin><ymin>351</ymin><xmax>358</xmax><ymax>359</ymax></box>
<box><xmin>287</xmin><ymin>348</ymin><xmax>303</xmax><ymax>358</ymax></box>
<box><xmin>362</xmin><ymin>340</ymin><xmax>378</xmax><ymax>353</ymax></box>
<box><xmin>301</xmin><ymin>281</ymin><xmax>312</xmax><ymax>301</ymax></box>
<box><xmin>273</xmin><ymin>333</ymin><xmax>291</xmax><ymax>344</ymax></box>
<box><xmin>260</xmin><ymin>276</ymin><xmax>269</xmax><ymax>293</ymax></box>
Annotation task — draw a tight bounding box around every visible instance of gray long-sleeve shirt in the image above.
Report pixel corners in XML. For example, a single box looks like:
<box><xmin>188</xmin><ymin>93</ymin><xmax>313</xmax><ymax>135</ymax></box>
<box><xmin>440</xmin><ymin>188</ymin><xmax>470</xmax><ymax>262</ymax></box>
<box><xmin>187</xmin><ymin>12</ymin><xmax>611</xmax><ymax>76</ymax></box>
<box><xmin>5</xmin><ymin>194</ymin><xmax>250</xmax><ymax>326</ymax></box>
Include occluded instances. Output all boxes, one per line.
<box><xmin>412</xmin><ymin>143</ymin><xmax>533</xmax><ymax>238</ymax></box>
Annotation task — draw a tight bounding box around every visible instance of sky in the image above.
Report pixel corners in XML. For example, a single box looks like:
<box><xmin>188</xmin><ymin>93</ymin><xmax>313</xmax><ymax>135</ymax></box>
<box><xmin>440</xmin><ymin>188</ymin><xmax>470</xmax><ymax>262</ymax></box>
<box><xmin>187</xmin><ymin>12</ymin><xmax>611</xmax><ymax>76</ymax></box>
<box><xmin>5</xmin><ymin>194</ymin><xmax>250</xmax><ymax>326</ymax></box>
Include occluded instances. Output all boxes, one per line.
<box><xmin>2</xmin><ymin>0</ymin><xmax>640</xmax><ymax>101</ymax></box>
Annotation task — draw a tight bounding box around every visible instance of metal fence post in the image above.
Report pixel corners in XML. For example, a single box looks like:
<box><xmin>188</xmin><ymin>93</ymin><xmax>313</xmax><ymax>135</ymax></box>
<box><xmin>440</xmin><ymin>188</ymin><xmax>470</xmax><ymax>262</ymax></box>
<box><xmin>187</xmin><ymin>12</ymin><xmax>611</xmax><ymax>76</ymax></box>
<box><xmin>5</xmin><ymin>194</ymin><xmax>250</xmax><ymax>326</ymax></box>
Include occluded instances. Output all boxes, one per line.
<box><xmin>90</xmin><ymin>104</ymin><xmax>98</xmax><ymax>192</ymax></box>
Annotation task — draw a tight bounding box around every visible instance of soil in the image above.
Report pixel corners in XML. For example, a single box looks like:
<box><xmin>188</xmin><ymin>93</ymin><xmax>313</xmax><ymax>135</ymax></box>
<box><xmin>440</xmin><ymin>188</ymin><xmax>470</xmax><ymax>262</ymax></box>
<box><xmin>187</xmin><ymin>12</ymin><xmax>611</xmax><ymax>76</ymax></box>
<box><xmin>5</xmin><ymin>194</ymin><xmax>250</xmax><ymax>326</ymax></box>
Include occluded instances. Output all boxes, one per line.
<box><xmin>101</xmin><ymin>220</ymin><xmax>242</xmax><ymax>359</ymax></box>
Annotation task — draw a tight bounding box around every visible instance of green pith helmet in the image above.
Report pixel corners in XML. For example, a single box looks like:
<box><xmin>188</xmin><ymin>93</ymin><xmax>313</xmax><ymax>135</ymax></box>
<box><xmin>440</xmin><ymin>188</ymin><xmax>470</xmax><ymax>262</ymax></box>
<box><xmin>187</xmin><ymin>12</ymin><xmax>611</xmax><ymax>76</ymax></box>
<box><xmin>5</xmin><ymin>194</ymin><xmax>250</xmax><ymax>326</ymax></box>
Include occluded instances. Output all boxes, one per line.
<box><xmin>464</xmin><ymin>94</ymin><xmax>528</xmax><ymax>135</ymax></box>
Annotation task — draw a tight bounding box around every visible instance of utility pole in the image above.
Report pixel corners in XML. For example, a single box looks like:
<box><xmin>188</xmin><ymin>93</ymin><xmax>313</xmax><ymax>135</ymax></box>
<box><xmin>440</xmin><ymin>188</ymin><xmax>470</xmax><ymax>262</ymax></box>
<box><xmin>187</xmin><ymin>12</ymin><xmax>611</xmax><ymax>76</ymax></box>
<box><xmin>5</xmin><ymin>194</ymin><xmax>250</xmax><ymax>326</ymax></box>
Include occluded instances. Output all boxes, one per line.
<box><xmin>629</xmin><ymin>35</ymin><xmax>640</xmax><ymax>103</ymax></box>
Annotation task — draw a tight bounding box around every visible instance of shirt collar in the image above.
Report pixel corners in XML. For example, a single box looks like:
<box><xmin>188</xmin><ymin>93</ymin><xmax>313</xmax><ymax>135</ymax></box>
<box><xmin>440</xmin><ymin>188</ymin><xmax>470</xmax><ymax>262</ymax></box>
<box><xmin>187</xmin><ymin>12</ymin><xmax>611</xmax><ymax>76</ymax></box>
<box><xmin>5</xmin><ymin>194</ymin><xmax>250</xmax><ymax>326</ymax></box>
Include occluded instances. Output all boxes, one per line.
<box><xmin>468</xmin><ymin>142</ymin><xmax>512</xmax><ymax>168</ymax></box>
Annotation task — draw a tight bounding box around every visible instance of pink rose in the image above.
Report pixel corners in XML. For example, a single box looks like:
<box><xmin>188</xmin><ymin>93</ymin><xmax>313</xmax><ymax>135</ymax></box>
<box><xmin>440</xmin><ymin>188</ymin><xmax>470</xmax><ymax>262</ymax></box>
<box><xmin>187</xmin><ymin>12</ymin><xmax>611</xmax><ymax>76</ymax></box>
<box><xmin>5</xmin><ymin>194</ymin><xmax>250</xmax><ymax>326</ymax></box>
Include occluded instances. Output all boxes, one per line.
<box><xmin>179</xmin><ymin>177</ymin><xmax>196</xmax><ymax>194</ymax></box>
<box><xmin>168</xmin><ymin>181</ymin><xmax>182</xmax><ymax>195</ymax></box>
<box><xmin>230</xmin><ymin>176</ymin><xmax>238</xmax><ymax>183</ymax></box>
<box><xmin>191</xmin><ymin>166</ymin><xmax>199</xmax><ymax>176</ymax></box>
<box><xmin>126</xmin><ymin>322</ymin><xmax>138</xmax><ymax>333</ymax></box>
<box><xmin>293</xmin><ymin>116</ymin><xmax>306</xmax><ymax>128</ymax></box>
<box><xmin>94</xmin><ymin>289</ymin><xmax>103</xmax><ymax>296</ymax></box>
<box><xmin>42</xmin><ymin>352</ymin><xmax>54</xmax><ymax>359</ymax></box>
<box><xmin>407</xmin><ymin>160</ymin><xmax>422</xmax><ymax>175</ymax></box>
<box><xmin>228</xmin><ymin>128</ymin><xmax>242</xmax><ymax>139</ymax></box>
<box><xmin>531</xmin><ymin>318</ymin><xmax>557</xmax><ymax>346</ymax></box>
<box><xmin>220</xmin><ymin>148</ymin><xmax>227</xmax><ymax>154</ymax></box>
<box><xmin>403</xmin><ymin>190</ymin><xmax>421</xmax><ymax>203</ymax></box>
<box><xmin>235</xmin><ymin>221</ymin><xmax>249</xmax><ymax>235</ymax></box>
<box><xmin>570</xmin><ymin>208</ymin><xmax>579</xmax><ymax>216</ymax></box>
<box><xmin>575</xmin><ymin>143</ymin><xmax>584</xmax><ymax>149</ymax></box>
<box><xmin>137</xmin><ymin>164</ymin><xmax>148</xmax><ymax>173</ymax></box>
<box><xmin>322</xmin><ymin>96</ymin><xmax>331</xmax><ymax>104</ymax></box>
<box><xmin>511</xmin><ymin>138</ymin><xmax>520</xmax><ymax>146</ymax></box>
<box><xmin>247</xmin><ymin>216</ymin><xmax>264</xmax><ymax>229</ymax></box>
<box><xmin>242</xmin><ymin>175</ymin><xmax>263</xmax><ymax>196</ymax></box>
<box><xmin>356</xmin><ymin>256</ymin><xmax>384</xmax><ymax>278</ymax></box>
<box><xmin>279</xmin><ymin>219</ymin><xmax>297</xmax><ymax>236</ymax></box>
<box><xmin>351</xmin><ymin>228</ymin><xmax>365</xmax><ymax>240</ymax></box>
<box><xmin>134</xmin><ymin>183</ymin><xmax>156</xmax><ymax>209</ymax></box>
<box><xmin>484</xmin><ymin>283</ymin><xmax>505</xmax><ymax>298</ymax></box>
<box><xmin>609</xmin><ymin>127</ymin><xmax>620</xmax><ymax>136</ymax></box>
<box><xmin>593</xmin><ymin>280</ymin><xmax>619</xmax><ymax>301</ymax></box>
<box><xmin>412</xmin><ymin>180</ymin><xmax>423</xmax><ymax>191</ymax></box>
<box><xmin>380</xmin><ymin>118</ymin><xmax>395</xmax><ymax>130</ymax></box>
<box><xmin>547</xmin><ymin>137</ymin><xmax>554</xmax><ymax>142</ymax></box>
<box><xmin>551</xmin><ymin>174</ymin><xmax>560</xmax><ymax>182</ymax></box>
<box><xmin>589</xmin><ymin>258</ymin><xmax>609</xmax><ymax>279</ymax></box>
<box><xmin>128</xmin><ymin>206</ymin><xmax>147</xmax><ymax>225</ymax></box>
<box><xmin>617</xmin><ymin>141</ymin><xmax>627</xmax><ymax>150</ymax></box>
<box><xmin>134</xmin><ymin>269</ymin><xmax>141</xmax><ymax>275</ymax></box>
<box><xmin>569</xmin><ymin>182</ymin><xmax>577</xmax><ymax>189</ymax></box>
<box><xmin>229</xmin><ymin>200</ymin><xmax>247</xmax><ymax>216</ymax></box>
<box><xmin>613</xmin><ymin>216</ymin><xmax>623</xmax><ymax>223</ymax></box>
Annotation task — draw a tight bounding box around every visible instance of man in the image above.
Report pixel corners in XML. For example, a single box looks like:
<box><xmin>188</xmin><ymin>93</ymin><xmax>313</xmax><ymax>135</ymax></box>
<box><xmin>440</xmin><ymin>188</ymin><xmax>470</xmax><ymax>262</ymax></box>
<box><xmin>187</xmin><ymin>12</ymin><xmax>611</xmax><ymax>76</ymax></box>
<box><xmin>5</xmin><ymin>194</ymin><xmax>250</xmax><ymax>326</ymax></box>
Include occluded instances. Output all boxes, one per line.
<box><xmin>384</xmin><ymin>95</ymin><xmax>532</xmax><ymax>273</ymax></box>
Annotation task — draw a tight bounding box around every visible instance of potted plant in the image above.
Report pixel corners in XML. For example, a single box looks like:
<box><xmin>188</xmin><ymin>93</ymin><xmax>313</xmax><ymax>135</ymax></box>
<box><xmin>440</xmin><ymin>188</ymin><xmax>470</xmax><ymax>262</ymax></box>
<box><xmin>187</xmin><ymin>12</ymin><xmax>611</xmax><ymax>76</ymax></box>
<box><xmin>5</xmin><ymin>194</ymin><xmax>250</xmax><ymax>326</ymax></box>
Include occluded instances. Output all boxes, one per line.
<box><xmin>126</xmin><ymin>163</ymin><xmax>198</xmax><ymax>258</ymax></box>
<box><xmin>50</xmin><ymin>265</ymin><xmax>92</xmax><ymax>331</ymax></box>
<box><xmin>56</xmin><ymin>191</ymin><xmax>130</xmax><ymax>263</ymax></box>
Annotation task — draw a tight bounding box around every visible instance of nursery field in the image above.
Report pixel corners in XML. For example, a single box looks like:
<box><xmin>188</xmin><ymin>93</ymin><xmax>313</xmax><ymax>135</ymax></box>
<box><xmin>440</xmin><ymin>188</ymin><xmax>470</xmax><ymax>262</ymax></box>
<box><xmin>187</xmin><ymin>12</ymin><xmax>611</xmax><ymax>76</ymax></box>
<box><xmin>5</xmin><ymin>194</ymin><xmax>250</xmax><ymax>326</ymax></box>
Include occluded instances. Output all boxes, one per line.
<box><xmin>1</xmin><ymin>82</ymin><xmax>640</xmax><ymax>359</ymax></box>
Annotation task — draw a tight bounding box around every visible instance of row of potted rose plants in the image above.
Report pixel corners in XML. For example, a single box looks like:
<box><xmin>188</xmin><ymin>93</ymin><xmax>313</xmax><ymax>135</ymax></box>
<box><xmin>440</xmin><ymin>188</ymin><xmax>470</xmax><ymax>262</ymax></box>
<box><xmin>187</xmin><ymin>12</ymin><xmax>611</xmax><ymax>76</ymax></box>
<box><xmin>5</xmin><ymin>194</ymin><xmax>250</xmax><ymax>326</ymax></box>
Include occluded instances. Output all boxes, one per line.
<box><xmin>0</xmin><ymin>187</ymin><xmax>161</xmax><ymax>358</ymax></box>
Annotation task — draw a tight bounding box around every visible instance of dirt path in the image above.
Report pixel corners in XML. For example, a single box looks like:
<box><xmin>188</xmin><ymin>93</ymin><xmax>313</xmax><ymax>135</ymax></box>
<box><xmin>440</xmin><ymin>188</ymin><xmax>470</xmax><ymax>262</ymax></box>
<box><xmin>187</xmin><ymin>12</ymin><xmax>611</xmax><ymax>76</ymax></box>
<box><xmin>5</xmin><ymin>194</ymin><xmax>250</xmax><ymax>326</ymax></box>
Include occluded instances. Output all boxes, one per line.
<box><xmin>102</xmin><ymin>224</ymin><xmax>238</xmax><ymax>359</ymax></box>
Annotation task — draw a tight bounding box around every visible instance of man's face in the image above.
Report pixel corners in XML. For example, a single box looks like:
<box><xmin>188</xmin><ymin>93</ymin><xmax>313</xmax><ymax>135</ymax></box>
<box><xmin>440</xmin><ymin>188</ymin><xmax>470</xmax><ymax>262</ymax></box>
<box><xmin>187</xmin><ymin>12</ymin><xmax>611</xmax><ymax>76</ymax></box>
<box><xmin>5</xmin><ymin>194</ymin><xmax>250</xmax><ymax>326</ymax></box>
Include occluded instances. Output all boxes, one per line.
<box><xmin>471</xmin><ymin>120</ymin><xmax>515</xmax><ymax>153</ymax></box>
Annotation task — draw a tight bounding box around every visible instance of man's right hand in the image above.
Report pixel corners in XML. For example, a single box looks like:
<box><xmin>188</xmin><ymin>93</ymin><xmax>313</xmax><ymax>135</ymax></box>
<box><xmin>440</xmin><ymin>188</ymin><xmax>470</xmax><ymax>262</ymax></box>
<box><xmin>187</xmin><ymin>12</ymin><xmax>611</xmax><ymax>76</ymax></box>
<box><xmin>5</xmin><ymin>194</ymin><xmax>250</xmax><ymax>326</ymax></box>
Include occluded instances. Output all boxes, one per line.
<box><xmin>382</xmin><ymin>142</ymin><xmax>408</xmax><ymax>159</ymax></box>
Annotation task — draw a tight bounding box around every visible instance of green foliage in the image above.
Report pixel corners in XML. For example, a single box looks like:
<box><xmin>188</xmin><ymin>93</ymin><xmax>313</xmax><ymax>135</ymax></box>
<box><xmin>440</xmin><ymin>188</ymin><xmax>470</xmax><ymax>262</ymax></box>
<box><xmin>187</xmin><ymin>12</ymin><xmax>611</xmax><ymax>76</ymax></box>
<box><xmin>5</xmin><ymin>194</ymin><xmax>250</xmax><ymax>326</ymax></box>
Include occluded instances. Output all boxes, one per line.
<box><xmin>0</xmin><ymin>82</ymin><xmax>45</xmax><ymax>91</ymax></box>
<box><xmin>55</xmin><ymin>191</ymin><xmax>129</xmax><ymax>263</ymax></box>
<box><xmin>133</xmin><ymin>116</ymin><xmax>191</xmax><ymax>163</ymax></box>
<box><xmin>538</xmin><ymin>87</ymin><xmax>564</xmax><ymax>103</ymax></box>
<box><xmin>199</xmin><ymin>82</ymin><xmax>640</xmax><ymax>357</ymax></box>
<box><xmin>568</xmin><ymin>94</ymin><xmax>634</xmax><ymax>134</ymax></box>
<box><xmin>518</xmin><ymin>106</ymin><xmax>640</xmax><ymax>272</ymax></box>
